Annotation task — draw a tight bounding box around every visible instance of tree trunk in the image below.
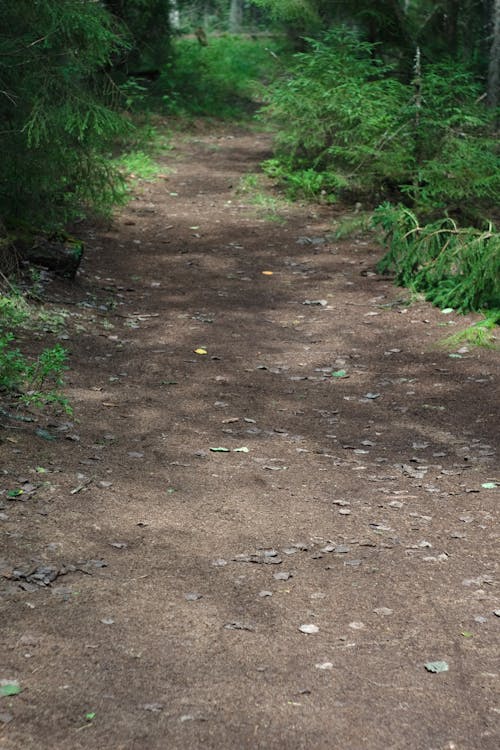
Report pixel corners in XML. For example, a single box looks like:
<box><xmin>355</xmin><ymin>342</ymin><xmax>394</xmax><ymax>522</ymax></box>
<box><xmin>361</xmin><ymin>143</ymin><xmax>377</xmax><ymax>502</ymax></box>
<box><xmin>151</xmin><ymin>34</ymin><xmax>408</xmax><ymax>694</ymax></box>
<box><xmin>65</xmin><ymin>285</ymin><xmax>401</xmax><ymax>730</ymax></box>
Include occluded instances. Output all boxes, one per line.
<box><xmin>487</xmin><ymin>0</ymin><xmax>500</xmax><ymax>108</ymax></box>
<box><xmin>229</xmin><ymin>0</ymin><xmax>244</xmax><ymax>33</ymax></box>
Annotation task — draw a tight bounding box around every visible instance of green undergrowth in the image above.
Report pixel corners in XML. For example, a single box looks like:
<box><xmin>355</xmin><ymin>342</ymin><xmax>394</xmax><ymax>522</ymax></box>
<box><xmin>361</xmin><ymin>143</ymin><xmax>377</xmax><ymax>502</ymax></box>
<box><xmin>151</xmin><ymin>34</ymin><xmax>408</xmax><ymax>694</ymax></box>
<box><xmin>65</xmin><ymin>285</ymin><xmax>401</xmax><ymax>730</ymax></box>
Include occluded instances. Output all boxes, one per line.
<box><xmin>330</xmin><ymin>211</ymin><xmax>373</xmax><ymax>239</ymax></box>
<box><xmin>159</xmin><ymin>36</ymin><xmax>282</xmax><ymax>118</ymax></box>
<box><xmin>373</xmin><ymin>204</ymin><xmax>500</xmax><ymax>315</ymax></box>
<box><xmin>438</xmin><ymin>314</ymin><xmax>500</xmax><ymax>350</ymax></box>
<box><xmin>114</xmin><ymin>117</ymin><xmax>172</xmax><ymax>188</ymax></box>
<box><xmin>236</xmin><ymin>173</ymin><xmax>289</xmax><ymax>221</ymax></box>
<box><xmin>116</xmin><ymin>149</ymin><xmax>162</xmax><ymax>182</ymax></box>
<box><xmin>0</xmin><ymin>289</ymin><xmax>71</xmax><ymax>413</ymax></box>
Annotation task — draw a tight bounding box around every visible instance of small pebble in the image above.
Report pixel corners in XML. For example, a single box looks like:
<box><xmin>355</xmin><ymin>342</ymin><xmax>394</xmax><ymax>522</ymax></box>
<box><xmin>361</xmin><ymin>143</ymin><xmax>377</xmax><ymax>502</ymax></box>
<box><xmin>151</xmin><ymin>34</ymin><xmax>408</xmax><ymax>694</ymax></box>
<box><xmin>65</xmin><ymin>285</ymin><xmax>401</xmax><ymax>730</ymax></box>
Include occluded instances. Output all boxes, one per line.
<box><xmin>274</xmin><ymin>571</ymin><xmax>292</xmax><ymax>581</ymax></box>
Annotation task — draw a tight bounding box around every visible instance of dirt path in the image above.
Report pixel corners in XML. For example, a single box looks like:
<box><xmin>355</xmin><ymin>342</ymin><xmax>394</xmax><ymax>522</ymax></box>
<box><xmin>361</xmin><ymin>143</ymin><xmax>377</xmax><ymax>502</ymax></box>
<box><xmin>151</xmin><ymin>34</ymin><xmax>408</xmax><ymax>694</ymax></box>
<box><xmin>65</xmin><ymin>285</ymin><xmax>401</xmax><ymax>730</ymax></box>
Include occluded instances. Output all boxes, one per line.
<box><xmin>1</xmin><ymin>126</ymin><xmax>499</xmax><ymax>750</ymax></box>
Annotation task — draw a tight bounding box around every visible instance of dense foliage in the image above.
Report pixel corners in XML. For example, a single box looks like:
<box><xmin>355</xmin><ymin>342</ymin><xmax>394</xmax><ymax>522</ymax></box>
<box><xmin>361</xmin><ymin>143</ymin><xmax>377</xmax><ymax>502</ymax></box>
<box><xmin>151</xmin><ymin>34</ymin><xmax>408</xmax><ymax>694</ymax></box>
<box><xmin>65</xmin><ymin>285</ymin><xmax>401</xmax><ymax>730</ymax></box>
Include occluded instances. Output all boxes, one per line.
<box><xmin>104</xmin><ymin>0</ymin><xmax>173</xmax><ymax>74</ymax></box>
<box><xmin>0</xmin><ymin>0</ymin><xmax>128</xmax><ymax>232</ymax></box>
<box><xmin>262</xmin><ymin>30</ymin><xmax>499</xmax><ymax>215</ymax></box>
<box><xmin>160</xmin><ymin>35</ymin><xmax>279</xmax><ymax>117</ymax></box>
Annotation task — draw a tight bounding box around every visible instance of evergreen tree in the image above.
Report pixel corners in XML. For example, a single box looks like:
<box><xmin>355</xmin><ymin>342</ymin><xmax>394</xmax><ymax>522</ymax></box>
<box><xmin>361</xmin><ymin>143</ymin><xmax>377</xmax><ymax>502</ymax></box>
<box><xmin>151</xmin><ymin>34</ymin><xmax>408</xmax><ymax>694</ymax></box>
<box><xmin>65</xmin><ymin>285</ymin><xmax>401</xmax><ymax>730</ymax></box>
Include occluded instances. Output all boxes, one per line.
<box><xmin>0</xmin><ymin>0</ymin><xmax>127</xmax><ymax>232</ymax></box>
<box><xmin>104</xmin><ymin>1</ymin><xmax>173</xmax><ymax>76</ymax></box>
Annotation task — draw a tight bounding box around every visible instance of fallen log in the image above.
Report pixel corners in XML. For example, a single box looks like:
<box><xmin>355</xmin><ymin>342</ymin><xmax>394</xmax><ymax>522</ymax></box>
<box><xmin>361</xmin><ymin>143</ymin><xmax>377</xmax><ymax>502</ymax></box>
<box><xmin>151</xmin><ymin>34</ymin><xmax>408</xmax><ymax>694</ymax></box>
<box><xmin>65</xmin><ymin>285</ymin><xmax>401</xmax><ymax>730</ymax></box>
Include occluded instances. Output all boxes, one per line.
<box><xmin>19</xmin><ymin>235</ymin><xmax>84</xmax><ymax>279</ymax></box>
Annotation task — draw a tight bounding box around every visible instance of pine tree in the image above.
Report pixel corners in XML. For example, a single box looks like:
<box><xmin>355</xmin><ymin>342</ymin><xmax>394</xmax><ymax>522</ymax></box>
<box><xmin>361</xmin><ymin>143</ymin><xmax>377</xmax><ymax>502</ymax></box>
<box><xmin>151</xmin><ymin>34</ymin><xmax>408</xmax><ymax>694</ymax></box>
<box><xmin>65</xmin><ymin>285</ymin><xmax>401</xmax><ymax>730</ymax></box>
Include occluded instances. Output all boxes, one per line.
<box><xmin>0</xmin><ymin>0</ymin><xmax>128</xmax><ymax>232</ymax></box>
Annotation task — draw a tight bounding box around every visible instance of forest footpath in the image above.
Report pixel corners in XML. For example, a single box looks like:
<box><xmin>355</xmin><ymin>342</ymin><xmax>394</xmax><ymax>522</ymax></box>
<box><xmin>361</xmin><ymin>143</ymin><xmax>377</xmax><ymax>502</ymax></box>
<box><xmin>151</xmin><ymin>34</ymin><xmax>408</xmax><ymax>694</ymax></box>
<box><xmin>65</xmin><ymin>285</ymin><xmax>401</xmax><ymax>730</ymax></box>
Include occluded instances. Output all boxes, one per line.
<box><xmin>1</xmin><ymin>127</ymin><xmax>499</xmax><ymax>750</ymax></box>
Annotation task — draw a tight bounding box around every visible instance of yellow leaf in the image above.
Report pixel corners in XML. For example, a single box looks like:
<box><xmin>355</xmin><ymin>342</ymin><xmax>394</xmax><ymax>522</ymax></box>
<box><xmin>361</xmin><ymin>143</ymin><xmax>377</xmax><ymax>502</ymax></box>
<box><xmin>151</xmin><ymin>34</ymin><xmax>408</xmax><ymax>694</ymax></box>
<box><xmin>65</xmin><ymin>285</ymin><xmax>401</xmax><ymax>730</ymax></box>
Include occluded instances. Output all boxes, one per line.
<box><xmin>194</xmin><ymin>348</ymin><xmax>208</xmax><ymax>355</ymax></box>
<box><xmin>261</xmin><ymin>270</ymin><xmax>273</xmax><ymax>276</ymax></box>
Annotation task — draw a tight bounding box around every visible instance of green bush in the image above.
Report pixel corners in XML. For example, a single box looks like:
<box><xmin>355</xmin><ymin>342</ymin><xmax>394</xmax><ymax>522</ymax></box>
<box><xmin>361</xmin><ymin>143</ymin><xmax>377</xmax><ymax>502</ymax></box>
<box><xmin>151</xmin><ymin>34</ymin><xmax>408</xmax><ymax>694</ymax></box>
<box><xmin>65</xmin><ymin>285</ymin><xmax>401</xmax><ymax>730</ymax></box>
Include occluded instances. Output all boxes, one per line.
<box><xmin>374</xmin><ymin>204</ymin><xmax>500</xmax><ymax>313</ymax></box>
<box><xmin>159</xmin><ymin>36</ymin><xmax>280</xmax><ymax>117</ymax></box>
<box><xmin>261</xmin><ymin>29</ymin><xmax>413</xmax><ymax>200</ymax></box>
<box><xmin>262</xmin><ymin>30</ymin><xmax>499</xmax><ymax>214</ymax></box>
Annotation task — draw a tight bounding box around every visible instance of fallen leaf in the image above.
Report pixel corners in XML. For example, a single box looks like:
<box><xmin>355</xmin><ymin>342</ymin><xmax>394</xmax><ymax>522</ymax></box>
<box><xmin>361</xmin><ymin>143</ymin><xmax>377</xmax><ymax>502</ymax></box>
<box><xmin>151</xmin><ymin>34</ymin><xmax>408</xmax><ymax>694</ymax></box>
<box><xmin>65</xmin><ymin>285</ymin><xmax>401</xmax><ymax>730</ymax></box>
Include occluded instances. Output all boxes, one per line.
<box><xmin>331</xmin><ymin>369</ymin><xmax>348</xmax><ymax>378</ymax></box>
<box><xmin>224</xmin><ymin>621</ymin><xmax>255</xmax><ymax>631</ymax></box>
<box><xmin>233</xmin><ymin>446</ymin><xmax>249</xmax><ymax>453</ymax></box>
<box><xmin>481</xmin><ymin>482</ymin><xmax>497</xmax><ymax>489</ymax></box>
<box><xmin>210</xmin><ymin>447</ymin><xmax>230</xmax><ymax>452</ymax></box>
<box><xmin>35</xmin><ymin>428</ymin><xmax>56</xmax><ymax>441</ymax></box>
<box><xmin>7</xmin><ymin>489</ymin><xmax>23</xmax><ymax>499</ymax></box>
<box><xmin>424</xmin><ymin>660</ymin><xmax>449</xmax><ymax>673</ymax></box>
<box><xmin>0</xmin><ymin>681</ymin><xmax>21</xmax><ymax>698</ymax></box>
<box><xmin>299</xmin><ymin>624</ymin><xmax>319</xmax><ymax>634</ymax></box>
<box><xmin>194</xmin><ymin>348</ymin><xmax>208</xmax><ymax>355</ymax></box>
<box><xmin>261</xmin><ymin>270</ymin><xmax>273</xmax><ymax>276</ymax></box>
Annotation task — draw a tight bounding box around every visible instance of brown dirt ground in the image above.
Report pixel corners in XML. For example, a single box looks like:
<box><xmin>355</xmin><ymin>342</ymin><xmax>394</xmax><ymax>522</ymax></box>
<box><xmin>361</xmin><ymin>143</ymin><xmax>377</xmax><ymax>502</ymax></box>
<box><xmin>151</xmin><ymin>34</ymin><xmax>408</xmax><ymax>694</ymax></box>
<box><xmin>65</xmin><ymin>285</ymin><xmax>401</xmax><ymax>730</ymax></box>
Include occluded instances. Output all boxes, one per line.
<box><xmin>1</xmin><ymin>125</ymin><xmax>499</xmax><ymax>750</ymax></box>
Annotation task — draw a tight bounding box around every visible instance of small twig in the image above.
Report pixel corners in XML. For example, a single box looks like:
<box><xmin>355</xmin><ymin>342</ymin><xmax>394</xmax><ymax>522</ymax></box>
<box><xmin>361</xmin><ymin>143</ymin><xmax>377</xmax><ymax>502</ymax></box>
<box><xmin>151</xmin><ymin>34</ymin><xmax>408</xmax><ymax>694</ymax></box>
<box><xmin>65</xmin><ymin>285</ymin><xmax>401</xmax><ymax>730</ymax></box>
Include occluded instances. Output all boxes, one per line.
<box><xmin>70</xmin><ymin>478</ymin><xmax>94</xmax><ymax>495</ymax></box>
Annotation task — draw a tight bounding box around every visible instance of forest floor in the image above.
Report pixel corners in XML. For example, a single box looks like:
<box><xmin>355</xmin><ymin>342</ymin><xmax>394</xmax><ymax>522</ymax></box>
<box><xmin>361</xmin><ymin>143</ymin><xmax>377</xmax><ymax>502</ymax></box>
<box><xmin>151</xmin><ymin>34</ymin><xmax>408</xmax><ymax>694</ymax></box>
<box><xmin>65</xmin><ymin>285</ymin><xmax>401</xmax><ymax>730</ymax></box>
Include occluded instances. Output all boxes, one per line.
<box><xmin>1</xmin><ymin>125</ymin><xmax>499</xmax><ymax>750</ymax></box>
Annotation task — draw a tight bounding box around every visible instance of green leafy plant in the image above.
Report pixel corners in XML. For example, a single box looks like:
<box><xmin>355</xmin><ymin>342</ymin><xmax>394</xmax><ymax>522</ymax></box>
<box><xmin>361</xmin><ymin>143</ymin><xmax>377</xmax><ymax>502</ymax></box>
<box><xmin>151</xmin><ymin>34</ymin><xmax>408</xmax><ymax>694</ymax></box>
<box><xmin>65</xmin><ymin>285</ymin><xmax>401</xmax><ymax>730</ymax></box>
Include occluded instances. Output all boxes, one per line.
<box><xmin>0</xmin><ymin>289</ymin><xmax>71</xmax><ymax>412</ymax></box>
<box><xmin>116</xmin><ymin>150</ymin><xmax>162</xmax><ymax>181</ymax></box>
<box><xmin>0</xmin><ymin>334</ymin><xmax>71</xmax><ymax>412</ymax></box>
